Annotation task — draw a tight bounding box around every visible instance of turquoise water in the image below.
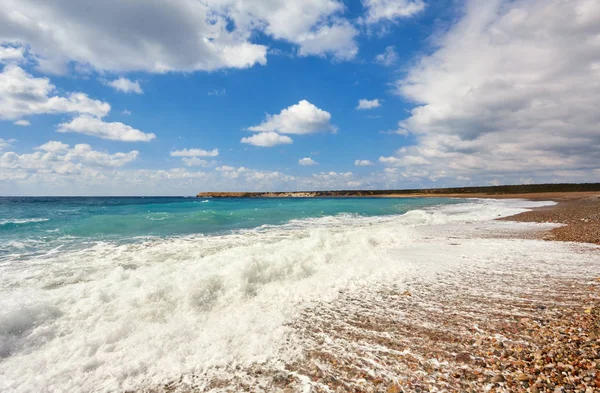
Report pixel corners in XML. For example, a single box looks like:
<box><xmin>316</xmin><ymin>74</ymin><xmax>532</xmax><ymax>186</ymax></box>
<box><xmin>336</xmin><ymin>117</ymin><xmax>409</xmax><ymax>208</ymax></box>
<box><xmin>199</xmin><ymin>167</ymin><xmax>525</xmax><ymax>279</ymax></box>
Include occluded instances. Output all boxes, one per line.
<box><xmin>0</xmin><ymin>196</ymin><xmax>458</xmax><ymax>259</ymax></box>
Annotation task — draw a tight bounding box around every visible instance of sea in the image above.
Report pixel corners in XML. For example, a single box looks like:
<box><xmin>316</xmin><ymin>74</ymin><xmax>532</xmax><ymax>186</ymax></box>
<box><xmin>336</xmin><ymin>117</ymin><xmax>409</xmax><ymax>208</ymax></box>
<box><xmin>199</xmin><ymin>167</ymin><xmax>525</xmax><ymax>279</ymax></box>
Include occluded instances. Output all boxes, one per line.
<box><xmin>0</xmin><ymin>196</ymin><xmax>562</xmax><ymax>392</ymax></box>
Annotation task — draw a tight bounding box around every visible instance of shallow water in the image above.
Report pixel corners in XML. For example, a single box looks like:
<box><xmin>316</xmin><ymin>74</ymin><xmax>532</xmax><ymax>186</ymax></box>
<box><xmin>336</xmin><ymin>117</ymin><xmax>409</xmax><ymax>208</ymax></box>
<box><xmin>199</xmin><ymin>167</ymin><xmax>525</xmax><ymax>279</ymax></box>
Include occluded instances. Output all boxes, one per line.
<box><xmin>0</xmin><ymin>197</ymin><xmax>456</xmax><ymax>259</ymax></box>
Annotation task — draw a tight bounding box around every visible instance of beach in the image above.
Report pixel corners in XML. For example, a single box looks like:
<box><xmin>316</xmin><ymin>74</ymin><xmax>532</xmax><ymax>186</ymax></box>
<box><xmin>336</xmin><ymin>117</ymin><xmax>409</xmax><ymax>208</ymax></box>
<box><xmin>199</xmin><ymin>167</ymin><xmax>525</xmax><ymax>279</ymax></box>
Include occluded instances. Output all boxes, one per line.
<box><xmin>1</xmin><ymin>195</ymin><xmax>599</xmax><ymax>393</ymax></box>
<box><xmin>503</xmin><ymin>193</ymin><xmax>600</xmax><ymax>245</ymax></box>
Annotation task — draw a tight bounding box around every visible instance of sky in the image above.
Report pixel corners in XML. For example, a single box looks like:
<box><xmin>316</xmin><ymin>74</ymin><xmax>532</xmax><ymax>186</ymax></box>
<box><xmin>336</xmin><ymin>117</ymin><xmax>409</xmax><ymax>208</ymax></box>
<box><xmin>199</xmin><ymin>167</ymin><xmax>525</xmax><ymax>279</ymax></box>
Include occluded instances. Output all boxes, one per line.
<box><xmin>0</xmin><ymin>0</ymin><xmax>599</xmax><ymax>196</ymax></box>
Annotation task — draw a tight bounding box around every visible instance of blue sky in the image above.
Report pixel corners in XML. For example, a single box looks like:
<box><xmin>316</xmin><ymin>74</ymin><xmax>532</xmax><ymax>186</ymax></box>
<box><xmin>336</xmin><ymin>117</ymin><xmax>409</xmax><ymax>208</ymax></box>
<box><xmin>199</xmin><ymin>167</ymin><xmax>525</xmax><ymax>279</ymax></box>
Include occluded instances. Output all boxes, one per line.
<box><xmin>1</xmin><ymin>0</ymin><xmax>599</xmax><ymax>195</ymax></box>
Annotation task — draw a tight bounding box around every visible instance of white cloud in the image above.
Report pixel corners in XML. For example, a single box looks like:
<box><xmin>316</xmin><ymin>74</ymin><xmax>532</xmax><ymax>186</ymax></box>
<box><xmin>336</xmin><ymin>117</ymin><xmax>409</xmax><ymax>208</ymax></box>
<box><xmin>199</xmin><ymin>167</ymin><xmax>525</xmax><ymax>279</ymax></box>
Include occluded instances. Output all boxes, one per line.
<box><xmin>214</xmin><ymin>166</ymin><xmax>295</xmax><ymax>186</ymax></box>
<box><xmin>248</xmin><ymin>100</ymin><xmax>336</xmax><ymax>135</ymax></box>
<box><xmin>0</xmin><ymin>45</ymin><xmax>25</xmax><ymax>63</ymax></box>
<box><xmin>300</xmin><ymin>171</ymin><xmax>359</xmax><ymax>189</ymax></box>
<box><xmin>13</xmin><ymin>120</ymin><xmax>30</xmax><ymax>126</ymax></box>
<box><xmin>36</xmin><ymin>141</ymin><xmax>70</xmax><ymax>153</ymax></box>
<box><xmin>0</xmin><ymin>141</ymin><xmax>138</xmax><ymax>178</ymax></box>
<box><xmin>1</xmin><ymin>64</ymin><xmax>149</xmax><ymax>142</ymax></box>
<box><xmin>354</xmin><ymin>159</ymin><xmax>373</xmax><ymax>166</ymax></box>
<box><xmin>0</xmin><ymin>65</ymin><xmax>110</xmax><ymax>120</ymax></box>
<box><xmin>65</xmin><ymin>144</ymin><xmax>139</xmax><ymax>167</ymax></box>
<box><xmin>375</xmin><ymin>46</ymin><xmax>398</xmax><ymax>66</ymax></box>
<box><xmin>384</xmin><ymin>0</ymin><xmax>600</xmax><ymax>184</ymax></box>
<box><xmin>356</xmin><ymin>99</ymin><xmax>381</xmax><ymax>110</ymax></box>
<box><xmin>379</xmin><ymin>155</ymin><xmax>430</xmax><ymax>166</ymax></box>
<box><xmin>181</xmin><ymin>157</ymin><xmax>215</xmax><ymax>167</ymax></box>
<box><xmin>227</xmin><ymin>0</ymin><xmax>359</xmax><ymax>61</ymax></box>
<box><xmin>106</xmin><ymin>78</ymin><xmax>143</xmax><ymax>94</ymax></box>
<box><xmin>299</xmin><ymin>157</ymin><xmax>318</xmax><ymax>166</ymax></box>
<box><xmin>0</xmin><ymin>138</ymin><xmax>16</xmax><ymax>151</ymax></box>
<box><xmin>241</xmin><ymin>132</ymin><xmax>293</xmax><ymax>147</ymax></box>
<box><xmin>295</xmin><ymin>23</ymin><xmax>358</xmax><ymax>60</ymax></box>
<box><xmin>58</xmin><ymin>115</ymin><xmax>156</xmax><ymax>142</ymax></box>
<box><xmin>362</xmin><ymin>0</ymin><xmax>426</xmax><ymax>24</ymax></box>
<box><xmin>0</xmin><ymin>0</ymin><xmax>359</xmax><ymax>74</ymax></box>
<box><xmin>170</xmin><ymin>148</ymin><xmax>219</xmax><ymax>157</ymax></box>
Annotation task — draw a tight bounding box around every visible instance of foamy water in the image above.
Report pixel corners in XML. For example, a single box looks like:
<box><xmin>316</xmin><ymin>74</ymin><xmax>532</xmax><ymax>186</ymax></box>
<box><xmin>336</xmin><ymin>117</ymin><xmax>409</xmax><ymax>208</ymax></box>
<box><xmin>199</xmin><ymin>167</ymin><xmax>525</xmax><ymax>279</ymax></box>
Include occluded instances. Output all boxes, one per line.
<box><xmin>0</xmin><ymin>198</ymin><xmax>568</xmax><ymax>392</ymax></box>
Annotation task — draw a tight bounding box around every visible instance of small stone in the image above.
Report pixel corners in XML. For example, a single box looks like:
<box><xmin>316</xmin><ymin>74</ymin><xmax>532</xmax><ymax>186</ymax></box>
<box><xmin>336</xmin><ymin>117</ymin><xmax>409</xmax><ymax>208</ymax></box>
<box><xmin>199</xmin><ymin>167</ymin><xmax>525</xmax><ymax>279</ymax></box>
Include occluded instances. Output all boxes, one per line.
<box><xmin>387</xmin><ymin>384</ymin><xmax>401</xmax><ymax>393</ymax></box>
<box><xmin>491</xmin><ymin>375</ymin><xmax>505</xmax><ymax>383</ymax></box>
<box><xmin>455</xmin><ymin>352</ymin><xmax>471</xmax><ymax>363</ymax></box>
<box><xmin>517</xmin><ymin>374</ymin><xmax>530</xmax><ymax>381</ymax></box>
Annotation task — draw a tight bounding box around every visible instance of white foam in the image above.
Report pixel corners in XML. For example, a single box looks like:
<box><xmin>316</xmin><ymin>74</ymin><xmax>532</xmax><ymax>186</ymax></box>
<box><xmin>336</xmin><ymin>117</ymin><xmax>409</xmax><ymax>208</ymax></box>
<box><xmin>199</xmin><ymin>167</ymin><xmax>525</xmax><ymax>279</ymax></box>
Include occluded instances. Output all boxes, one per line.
<box><xmin>0</xmin><ymin>198</ymin><xmax>586</xmax><ymax>393</ymax></box>
<box><xmin>0</xmin><ymin>218</ymin><xmax>49</xmax><ymax>225</ymax></box>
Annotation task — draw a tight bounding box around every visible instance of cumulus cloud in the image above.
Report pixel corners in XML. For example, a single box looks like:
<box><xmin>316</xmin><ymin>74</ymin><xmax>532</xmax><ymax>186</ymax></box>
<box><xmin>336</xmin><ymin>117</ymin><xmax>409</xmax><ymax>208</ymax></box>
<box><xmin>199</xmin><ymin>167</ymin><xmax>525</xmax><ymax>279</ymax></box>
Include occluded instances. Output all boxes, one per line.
<box><xmin>384</xmin><ymin>0</ymin><xmax>600</xmax><ymax>184</ymax></box>
<box><xmin>354</xmin><ymin>159</ymin><xmax>373</xmax><ymax>166</ymax></box>
<box><xmin>0</xmin><ymin>45</ymin><xmax>25</xmax><ymax>63</ymax></box>
<box><xmin>36</xmin><ymin>141</ymin><xmax>70</xmax><ymax>153</ymax></box>
<box><xmin>58</xmin><ymin>115</ymin><xmax>155</xmax><ymax>142</ymax></box>
<box><xmin>181</xmin><ymin>158</ymin><xmax>216</xmax><ymax>167</ymax></box>
<box><xmin>362</xmin><ymin>0</ymin><xmax>426</xmax><ymax>24</ymax></box>
<box><xmin>170</xmin><ymin>148</ymin><xmax>219</xmax><ymax>157</ymax></box>
<box><xmin>0</xmin><ymin>64</ymin><xmax>152</xmax><ymax>142</ymax></box>
<box><xmin>0</xmin><ymin>138</ymin><xmax>16</xmax><ymax>151</ymax></box>
<box><xmin>356</xmin><ymin>99</ymin><xmax>381</xmax><ymax>110</ymax></box>
<box><xmin>249</xmin><ymin>100</ymin><xmax>336</xmax><ymax>135</ymax></box>
<box><xmin>106</xmin><ymin>78</ymin><xmax>143</xmax><ymax>94</ymax></box>
<box><xmin>295</xmin><ymin>23</ymin><xmax>358</xmax><ymax>60</ymax></box>
<box><xmin>298</xmin><ymin>157</ymin><xmax>318</xmax><ymax>166</ymax></box>
<box><xmin>0</xmin><ymin>65</ymin><xmax>110</xmax><ymax>120</ymax></box>
<box><xmin>13</xmin><ymin>120</ymin><xmax>30</xmax><ymax>126</ymax></box>
<box><xmin>225</xmin><ymin>0</ymin><xmax>359</xmax><ymax>61</ymax></box>
<box><xmin>375</xmin><ymin>46</ymin><xmax>398</xmax><ymax>66</ymax></box>
<box><xmin>0</xmin><ymin>141</ymin><xmax>138</xmax><ymax>181</ymax></box>
<box><xmin>241</xmin><ymin>132</ymin><xmax>293</xmax><ymax>147</ymax></box>
<box><xmin>0</xmin><ymin>0</ymin><xmax>360</xmax><ymax>74</ymax></box>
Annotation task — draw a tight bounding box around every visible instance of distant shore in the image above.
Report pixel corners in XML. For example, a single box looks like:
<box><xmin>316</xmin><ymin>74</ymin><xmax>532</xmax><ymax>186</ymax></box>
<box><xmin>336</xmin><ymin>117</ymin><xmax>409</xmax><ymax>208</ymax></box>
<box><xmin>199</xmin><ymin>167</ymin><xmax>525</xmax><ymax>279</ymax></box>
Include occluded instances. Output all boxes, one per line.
<box><xmin>197</xmin><ymin>183</ymin><xmax>600</xmax><ymax>199</ymax></box>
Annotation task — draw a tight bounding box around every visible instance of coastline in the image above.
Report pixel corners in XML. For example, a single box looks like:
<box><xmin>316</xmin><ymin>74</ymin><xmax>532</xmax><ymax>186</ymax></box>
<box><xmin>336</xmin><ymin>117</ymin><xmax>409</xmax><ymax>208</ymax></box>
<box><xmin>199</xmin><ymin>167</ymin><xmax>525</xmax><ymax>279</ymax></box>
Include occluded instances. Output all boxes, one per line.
<box><xmin>196</xmin><ymin>184</ymin><xmax>600</xmax><ymax>199</ymax></box>
<box><xmin>378</xmin><ymin>191</ymin><xmax>600</xmax><ymax>200</ymax></box>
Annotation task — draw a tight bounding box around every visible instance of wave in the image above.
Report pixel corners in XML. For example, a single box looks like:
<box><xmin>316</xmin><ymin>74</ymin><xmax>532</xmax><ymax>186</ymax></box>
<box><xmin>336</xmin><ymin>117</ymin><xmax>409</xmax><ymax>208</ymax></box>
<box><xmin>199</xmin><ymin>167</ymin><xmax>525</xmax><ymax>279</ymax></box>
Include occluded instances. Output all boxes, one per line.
<box><xmin>0</xmin><ymin>218</ymin><xmax>49</xmax><ymax>226</ymax></box>
<box><xmin>0</xmin><ymin>198</ymin><xmax>560</xmax><ymax>393</ymax></box>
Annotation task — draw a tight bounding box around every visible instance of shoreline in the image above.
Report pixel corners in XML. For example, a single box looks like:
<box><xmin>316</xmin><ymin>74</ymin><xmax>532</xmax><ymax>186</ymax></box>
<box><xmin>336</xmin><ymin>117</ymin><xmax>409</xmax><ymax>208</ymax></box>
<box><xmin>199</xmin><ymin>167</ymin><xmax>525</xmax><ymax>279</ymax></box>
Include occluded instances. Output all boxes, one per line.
<box><xmin>196</xmin><ymin>185</ymin><xmax>600</xmax><ymax>199</ymax></box>
<box><xmin>501</xmin><ymin>192</ymin><xmax>600</xmax><ymax>245</ymax></box>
